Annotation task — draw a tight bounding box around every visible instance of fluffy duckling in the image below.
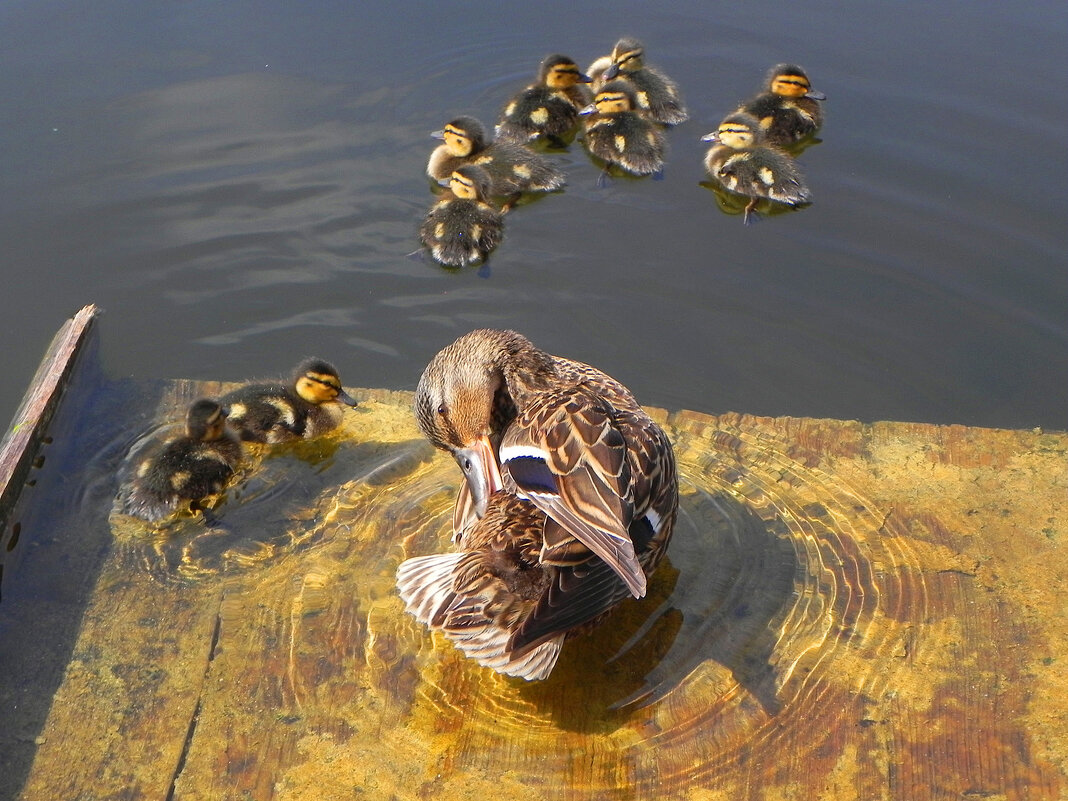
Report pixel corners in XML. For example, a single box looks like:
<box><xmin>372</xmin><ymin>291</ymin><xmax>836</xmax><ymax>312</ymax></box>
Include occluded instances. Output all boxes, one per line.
<box><xmin>580</xmin><ymin>80</ymin><xmax>666</xmax><ymax>181</ymax></box>
<box><xmin>427</xmin><ymin>116</ymin><xmax>566</xmax><ymax>200</ymax></box>
<box><xmin>702</xmin><ymin>112</ymin><xmax>811</xmax><ymax>224</ymax></box>
<box><xmin>398</xmin><ymin>491</ymin><xmax>651</xmax><ymax>680</ymax></box>
<box><xmin>737</xmin><ymin>63</ymin><xmax>826</xmax><ymax>146</ymax></box>
<box><xmin>598</xmin><ymin>37</ymin><xmax>688</xmax><ymax>125</ymax></box>
<box><xmin>412</xmin><ymin>328</ymin><xmax>678</xmax><ymax>601</ymax></box>
<box><xmin>123</xmin><ymin>399</ymin><xmax>241</xmax><ymax>522</ymax></box>
<box><xmin>220</xmin><ymin>358</ymin><xmax>357</xmax><ymax>443</ymax></box>
<box><xmin>495</xmin><ymin>54</ymin><xmax>593</xmax><ymax>147</ymax></box>
<box><xmin>420</xmin><ymin>165</ymin><xmax>504</xmax><ymax>268</ymax></box>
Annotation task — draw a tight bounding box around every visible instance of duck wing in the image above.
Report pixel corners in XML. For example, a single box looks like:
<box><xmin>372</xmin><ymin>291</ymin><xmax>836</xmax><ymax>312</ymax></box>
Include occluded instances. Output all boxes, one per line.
<box><xmin>499</xmin><ymin>388</ymin><xmax>647</xmax><ymax>598</ymax></box>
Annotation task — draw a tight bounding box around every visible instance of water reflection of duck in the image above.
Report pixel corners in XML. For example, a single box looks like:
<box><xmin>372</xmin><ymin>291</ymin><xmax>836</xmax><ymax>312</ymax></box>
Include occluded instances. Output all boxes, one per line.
<box><xmin>426</xmin><ymin>116</ymin><xmax>566</xmax><ymax>198</ymax></box>
<box><xmin>591</xmin><ymin>37</ymin><xmax>688</xmax><ymax>125</ymax></box>
<box><xmin>399</xmin><ymin>491</ymin><xmax>660</xmax><ymax>680</ymax></box>
<box><xmin>220</xmin><ymin>358</ymin><xmax>357</xmax><ymax>443</ymax></box>
<box><xmin>123</xmin><ymin>399</ymin><xmax>242</xmax><ymax>522</ymax></box>
<box><xmin>737</xmin><ymin>63</ymin><xmax>825</xmax><ymax>147</ymax></box>
<box><xmin>580</xmin><ymin>81</ymin><xmax>666</xmax><ymax>181</ymax></box>
<box><xmin>495</xmin><ymin>54</ymin><xmax>593</xmax><ymax>147</ymax></box>
<box><xmin>411</xmin><ymin>328</ymin><xmax>678</xmax><ymax>603</ymax></box>
<box><xmin>701</xmin><ymin>112</ymin><xmax>811</xmax><ymax>224</ymax></box>
<box><xmin>420</xmin><ymin>165</ymin><xmax>504</xmax><ymax>268</ymax></box>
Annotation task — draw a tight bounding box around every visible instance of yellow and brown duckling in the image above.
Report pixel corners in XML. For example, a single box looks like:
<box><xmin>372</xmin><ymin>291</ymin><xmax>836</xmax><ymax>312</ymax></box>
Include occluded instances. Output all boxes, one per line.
<box><xmin>411</xmin><ymin>328</ymin><xmax>678</xmax><ymax>604</ymax></box>
<box><xmin>398</xmin><ymin>490</ymin><xmax>650</xmax><ymax>680</ymax></box>
<box><xmin>123</xmin><ymin>398</ymin><xmax>242</xmax><ymax>522</ymax></box>
<box><xmin>427</xmin><ymin>116</ymin><xmax>566</xmax><ymax>201</ymax></box>
<box><xmin>702</xmin><ymin>111</ymin><xmax>811</xmax><ymax>224</ymax></box>
<box><xmin>580</xmin><ymin>80</ymin><xmax>666</xmax><ymax>182</ymax></box>
<box><xmin>220</xmin><ymin>358</ymin><xmax>357</xmax><ymax>443</ymax></box>
<box><xmin>495</xmin><ymin>54</ymin><xmax>593</xmax><ymax>147</ymax></box>
<box><xmin>737</xmin><ymin>63</ymin><xmax>825</xmax><ymax>146</ymax></box>
<box><xmin>420</xmin><ymin>165</ymin><xmax>504</xmax><ymax>268</ymax></box>
<box><xmin>595</xmin><ymin>37</ymin><xmax>688</xmax><ymax>125</ymax></box>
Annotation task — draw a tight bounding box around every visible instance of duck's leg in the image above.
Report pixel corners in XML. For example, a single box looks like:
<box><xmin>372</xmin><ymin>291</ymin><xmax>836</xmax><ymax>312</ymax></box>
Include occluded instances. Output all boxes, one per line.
<box><xmin>596</xmin><ymin>168</ymin><xmax>614</xmax><ymax>189</ymax></box>
<box><xmin>743</xmin><ymin>198</ymin><xmax>762</xmax><ymax>226</ymax></box>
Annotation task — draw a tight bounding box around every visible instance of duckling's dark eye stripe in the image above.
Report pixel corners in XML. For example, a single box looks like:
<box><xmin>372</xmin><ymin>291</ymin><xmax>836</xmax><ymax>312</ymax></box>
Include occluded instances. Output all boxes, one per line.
<box><xmin>452</xmin><ymin>176</ymin><xmax>474</xmax><ymax>189</ymax></box>
<box><xmin>307</xmin><ymin>374</ymin><xmax>340</xmax><ymax>390</ymax></box>
<box><xmin>444</xmin><ymin>126</ymin><xmax>469</xmax><ymax>139</ymax></box>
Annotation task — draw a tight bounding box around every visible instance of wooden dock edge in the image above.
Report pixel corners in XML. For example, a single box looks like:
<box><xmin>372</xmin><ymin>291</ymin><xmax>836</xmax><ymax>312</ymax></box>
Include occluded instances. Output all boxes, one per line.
<box><xmin>0</xmin><ymin>305</ymin><xmax>99</xmax><ymax>530</ymax></box>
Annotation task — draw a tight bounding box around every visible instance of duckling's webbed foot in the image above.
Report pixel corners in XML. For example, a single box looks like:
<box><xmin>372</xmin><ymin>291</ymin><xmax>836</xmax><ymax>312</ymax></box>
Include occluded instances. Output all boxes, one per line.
<box><xmin>743</xmin><ymin>199</ymin><xmax>762</xmax><ymax>226</ymax></box>
<box><xmin>596</xmin><ymin>169</ymin><xmax>614</xmax><ymax>189</ymax></box>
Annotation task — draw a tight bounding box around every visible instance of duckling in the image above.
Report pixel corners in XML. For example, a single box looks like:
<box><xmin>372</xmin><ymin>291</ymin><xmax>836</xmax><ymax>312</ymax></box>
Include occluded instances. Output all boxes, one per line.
<box><xmin>495</xmin><ymin>54</ymin><xmax>593</xmax><ymax>147</ymax></box>
<box><xmin>220</xmin><ymin>358</ymin><xmax>357</xmax><ymax>443</ymax></box>
<box><xmin>420</xmin><ymin>165</ymin><xmax>504</xmax><ymax>268</ymax></box>
<box><xmin>701</xmin><ymin>112</ymin><xmax>811</xmax><ymax>224</ymax></box>
<box><xmin>427</xmin><ymin>116</ymin><xmax>566</xmax><ymax>201</ymax></box>
<box><xmin>598</xmin><ymin>37</ymin><xmax>688</xmax><ymax>125</ymax></box>
<box><xmin>398</xmin><ymin>490</ymin><xmax>654</xmax><ymax>680</ymax></box>
<box><xmin>123</xmin><ymin>399</ymin><xmax>242</xmax><ymax>522</ymax></box>
<box><xmin>580</xmin><ymin>80</ymin><xmax>666</xmax><ymax>181</ymax></box>
<box><xmin>737</xmin><ymin>63</ymin><xmax>826</xmax><ymax>146</ymax></box>
<box><xmin>413</xmin><ymin>328</ymin><xmax>678</xmax><ymax>601</ymax></box>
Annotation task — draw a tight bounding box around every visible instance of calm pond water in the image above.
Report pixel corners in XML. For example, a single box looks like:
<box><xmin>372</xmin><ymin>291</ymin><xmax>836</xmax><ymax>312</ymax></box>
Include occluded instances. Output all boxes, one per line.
<box><xmin>1</xmin><ymin>0</ymin><xmax>1065</xmax><ymax>432</ymax></box>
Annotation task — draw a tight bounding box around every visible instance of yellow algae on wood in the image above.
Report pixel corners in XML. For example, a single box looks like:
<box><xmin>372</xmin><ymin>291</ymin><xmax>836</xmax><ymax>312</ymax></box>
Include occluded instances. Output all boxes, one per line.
<box><xmin>18</xmin><ymin>388</ymin><xmax>1068</xmax><ymax>801</ymax></box>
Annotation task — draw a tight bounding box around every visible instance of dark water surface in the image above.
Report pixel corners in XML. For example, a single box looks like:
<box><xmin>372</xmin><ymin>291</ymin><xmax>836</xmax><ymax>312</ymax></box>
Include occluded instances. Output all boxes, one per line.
<box><xmin>2</xmin><ymin>0</ymin><xmax>1066</xmax><ymax>431</ymax></box>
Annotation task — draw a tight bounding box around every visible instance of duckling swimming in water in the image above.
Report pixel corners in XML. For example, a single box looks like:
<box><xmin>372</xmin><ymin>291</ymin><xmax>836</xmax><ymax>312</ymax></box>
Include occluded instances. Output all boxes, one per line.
<box><xmin>495</xmin><ymin>54</ymin><xmax>593</xmax><ymax>147</ymax></box>
<box><xmin>427</xmin><ymin>116</ymin><xmax>566</xmax><ymax>200</ymax></box>
<box><xmin>597</xmin><ymin>37</ymin><xmax>688</xmax><ymax>125</ymax></box>
<box><xmin>123</xmin><ymin>399</ymin><xmax>242</xmax><ymax>522</ymax></box>
<box><xmin>397</xmin><ymin>490</ymin><xmax>657</xmax><ymax>680</ymax></box>
<box><xmin>737</xmin><ymin>63</ymin><xmax>825</xmax><ymax>146</ymax></box>
<box><xmin>220</xmin><ymin>358</ymin><xmax>357</xmax><ymax>443</ymax></box>
<box><xmin>420</xmin><ymin>165</ymin><xmax>504</xmax><ymax>268</ymax></box>
<box><xmin>581</xmin><ymin>80</ymin><xmax>666</xmax><ymax>181</ymax></box>
<box><xmin>702</xmin><ymin>111</ymin><xmax>811</xmax><ymax>224</ymax></box>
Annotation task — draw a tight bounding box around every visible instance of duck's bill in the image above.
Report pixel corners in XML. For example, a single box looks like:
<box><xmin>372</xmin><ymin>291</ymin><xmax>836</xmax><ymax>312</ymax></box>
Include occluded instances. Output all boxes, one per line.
<box><xmin>430</xmin><ymin>129</ymin><xmax>445</xmax><ymax>140</ymax></box>
<box><xmin>700</xmin><ymin>132</ymin><xmax>720</xmax><ymax>142</ymax></box>
<box><xmin>579</xmin><ymin>103</ymin><xmax>596</xmax><ymax>116</ymax></box>
<box><xmin>337</xmin><ymin>389</ymin><xmax>358</xmax><ymax>407</ymax></box>
<box><xmin>454</xmin><ymin>436</ymin><xmax>503</xmax><ymax>518</ymax></box>
<box><xmin>805</xmin><ymin>89</ymin><xmax>827</xmax><ymax>100</ymax></box>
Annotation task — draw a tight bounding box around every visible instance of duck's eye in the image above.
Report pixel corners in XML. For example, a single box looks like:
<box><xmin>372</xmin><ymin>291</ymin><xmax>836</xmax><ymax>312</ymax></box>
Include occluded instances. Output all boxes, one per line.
<box><xmin>437</xmin><ymin>405</ymin><xmax>447</xmax><ymax>416</ymax></box>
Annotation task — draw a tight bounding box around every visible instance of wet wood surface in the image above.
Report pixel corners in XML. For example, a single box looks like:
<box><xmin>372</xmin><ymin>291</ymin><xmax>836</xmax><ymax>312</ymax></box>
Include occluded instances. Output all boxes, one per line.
<box><xmin>1</xmin><ymin>305</ymin><xmax>98</xmax><ymax>527</ymax></box>
<box><xmin>17</xmin><ymin>382</ymin><xmax>1068</xmax><ymax>801</ymax></box>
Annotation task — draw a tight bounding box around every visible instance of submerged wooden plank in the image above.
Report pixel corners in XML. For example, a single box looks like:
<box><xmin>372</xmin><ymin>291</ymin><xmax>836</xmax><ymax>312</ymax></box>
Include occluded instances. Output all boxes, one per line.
<box><xmin>18</xmin><ymin>386</ymin><xmax>1068</xmax><ymax>801</ymax></box>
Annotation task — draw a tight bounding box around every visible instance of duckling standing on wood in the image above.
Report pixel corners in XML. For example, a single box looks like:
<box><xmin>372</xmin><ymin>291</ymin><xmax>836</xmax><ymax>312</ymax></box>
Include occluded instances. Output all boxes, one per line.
<box><xmin>495</xmin><ymin>54</ymin><xmax>593</xmax><ymax>147</ymax></box>
<box><xmin>595</xmin><ymin>37</ymin><xmax>688</xmax><ymax>125</ymax></box>
<box><xmin>737</xmin><ymin>63</ymin><xmax>825</xmax><ymax>146</ymax></box>
<box><xmin>427</xmin><ymin>116</ymin><xmax>566</xmax><ymax>203</ymax></box>
<box><xmin>580</xmin><ymin>80</ymin><xmax>666</xmax><ymax>182</ymax></box>
<box><xmin>420</xmin><ymin>165</ymin><xmax>504</xmax><ymax>268</ymax></box>
<box><xmin>702</xmin><ymin>112</ymin><xmax>811</xmax><ymax>224</ymax></box>
<box><xmin>220</xmin><ymin>358</ymin><xmax>357</xmax><ymax>443</ymax></box>
<box><xmin>123</xmin><ymin>399</ymin><xmax>242</xmax><ymax>522</ymax></box>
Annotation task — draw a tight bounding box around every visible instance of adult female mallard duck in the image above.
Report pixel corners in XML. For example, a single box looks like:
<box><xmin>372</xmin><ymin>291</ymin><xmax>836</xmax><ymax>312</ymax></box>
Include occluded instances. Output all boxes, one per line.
<box><xmin>420</xmin><ymin>165</ymin><xmax>504</xmax><ymax>268</ymax></box>
<box><xmin>398</xmin><ymin>490</ymin><xmax>652</xmax><ymax>680</ymax></box>
<box><xmin>426</xmin><ymin>116</ymin><xmax>566</xmax><ymax>200</ymax></box>
<box><xmin>123</xmin><ymin>398</ymin><xmax>242</xmax><ymax>522</ymax></box>
<box><xmin>702</xmin><ymin>111</ymin><xmax>811</xmax><ymax>224</ymax></box>
<box><xmin>580</xmin><ymin>80</ymin><xmax>666</xmax><ymax>181</ymax></box>
<box><xmin>410</xmin><ymin>328</ymin><xmax>678</xmax><ymax>602</ymax></box>
<box><xmin>495</xmin><ymin>54</ymin><xmax>593</xmax><ymax>147</ymax></box>
<box><xmin>220</xmin><ymin>358</ymin><xmax>357</xmax><ymax>443</ymax></box>
<box><xmin>594</xmin><ymin>37</ymin><xmax>688</xmax><ymax>125</ymax></box>
<box><xmin>736</xmin><ymin>63</ymin><xmax>826</xmax><ymax>146</ymax></box>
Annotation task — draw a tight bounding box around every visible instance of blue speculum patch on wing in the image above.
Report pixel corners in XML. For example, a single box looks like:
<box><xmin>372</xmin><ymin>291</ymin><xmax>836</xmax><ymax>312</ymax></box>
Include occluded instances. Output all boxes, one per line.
<box><xmin>505</xmin><ymin>456</ymin><xmax>559</xmax><ymax>494</ymax></box>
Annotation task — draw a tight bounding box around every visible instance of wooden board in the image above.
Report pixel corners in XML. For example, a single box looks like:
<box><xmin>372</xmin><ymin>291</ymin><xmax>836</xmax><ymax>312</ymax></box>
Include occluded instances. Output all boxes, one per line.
<box><xmin>16</xmin><ymin>384</ymin><xmax>1068</xmax><ymax>800</ymax></box>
